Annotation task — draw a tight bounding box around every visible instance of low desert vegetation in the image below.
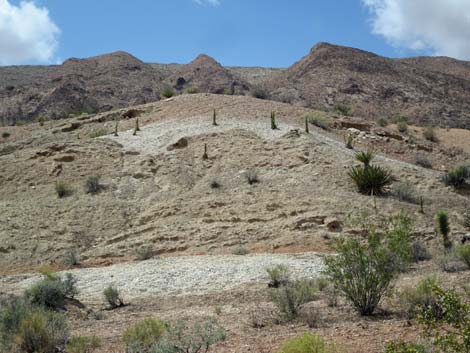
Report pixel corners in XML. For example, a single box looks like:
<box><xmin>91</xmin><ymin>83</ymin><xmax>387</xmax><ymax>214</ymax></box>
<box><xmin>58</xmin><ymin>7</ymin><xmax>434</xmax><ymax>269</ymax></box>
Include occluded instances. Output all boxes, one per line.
<box><xmin>136</xmin><ymin>246</ymin><xmax>154</xmax><ymax>261</ymax></box>
<box><xmin>348</xmin><ymin>151</ymin><xmax>393</xmax><ymax>195</ymax></box>
<box><xmin>64</xmin><ymin>248</ymin><xmax>80</xmax><ymax>268</ymax></box>
<box><xmin>123</xmin><ymin>318</ymin><xmax>166</xmax><ymax>352</ymax></box>
<box><xmin>415</xmin><ymin>154</ymin><xmax>433</xmax><ymax>169</ymax></box>
<box><xmin>392</xmin><ymin>181</ymin><xmax>419</xmax><ymax>204</ymax></box>
<box><xmin>277</xmin><ymin>333</ymin><xmax>337</xmax><ymax>353</ymax></box>
<box><xmin>332</xmin><ymin>103</ymin><xmax>351</xmax><ymax>116</ymax></box>
<box><xmin>306</xmin><ymin>112</ymin><xmax>330</xmax><ymax>130</ymax></box>
<box><xmin>396</xmin><ymin>117</ymin><xmax>409</xmax><ymax>133</ymax></box>
<box><xmin>270</xmin><ymin>279</ymin><xmax>317</xmax><ymax>321</ymax></box>
<box><xmin>410</xmin><ymin>241</ymin><xmax>432</xmax><ymax>263</ymax></box>
<box><xmin>456</xmin><ymin>244</ymin><xmax>470</xmax><ymax>269</ymax></box>
<box><xmin>442</xmin><ymin>164</ymin><xmax>470</xmax><ymax>188</ymax></box>
<box><xmin>162</xmin><ymin>87</ymin><xmax>175</xmax><ymax>99</ymax></box>
<box><xmin>266</xmin><ymin>264</ymin><xmax>291</xmax><ymax>288</ymax></box>
<box><xmin>184</xmin><ymin>86</ymin><xmax>200</xmax><ymax>94</ymax></box>
<box><xmin>103</xmin><ymin>286</ymin><xmax>125</xmax><ymax>309</ymax></box>
<box><xmin>245</xmin><ymin>169</ymin><xmax>259</xmax><ymax>185</ymax></box>
<box><xmin>251</xmin><ymin>85</ymin><xmax>269</xmax><ymax>100</ymax></box>
<box><xmin>209</xmin><ymin>179</ymin><xmax>221</xmax><ymax>189</ymax></box>
<box><xmin>323</xmin><ymin>213</ymin><xmax>412</xmax><ymax>315</ymax></box>
<box><xmin>66</xmin><ymin>335</ymin><xmax>102</xmax><ymax>353</ymax></box>
<box><xmin>270</xmin><ymin>111</ymin><xmax>278</xmax><ymax>130</ymax></box>
<box><xmin>2</xmin><ymin>131</ymin><xmax>11</xmax><ymax>139</ymax></box>
<box><xmin>88</xmin><ymin>128</ymin><xmax>108</xmax><ymax>138</ymax></box>
<box><xmin>398</xmin><ymin>276</ymin><xmax>441</xmax><ymax>319</ymax></box>
<box><xmin>436</xmin><ymin>210</ymin><xmax>452</xmax><ymax>250</ymax></box>
<box><xmin>55</xmin><ymin>180</ymin><xmax>72</xmax><ymax>198</ymax></box>
<box><xmin>377</xmin><ymin>117</ymin><xmax>388</xmax><ymax>127</ymax></box>
<box><xmin>231</xmin><ymin>245</ymin><xmax>250</xmax><ymax>255</ymax></box>
<box><xmin>85</xmin><ymin>175</ymin><xmax>102</xmax><ymax>194</ymax></box>
<box><xmin>344</xmin><ymin>134</ymin><xmax>354</xmax><ymax>149</ymax></box>
<box><xmin>422</xmin><ymin>126</ymin><xmax>438</xmax><ymax>142</ymax></box>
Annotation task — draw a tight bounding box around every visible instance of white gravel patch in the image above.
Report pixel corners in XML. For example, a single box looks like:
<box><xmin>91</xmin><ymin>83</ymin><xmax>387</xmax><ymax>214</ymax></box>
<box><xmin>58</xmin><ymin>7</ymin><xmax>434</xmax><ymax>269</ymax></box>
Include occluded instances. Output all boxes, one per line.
<box><xmin>102</xmin><ymin>116</ymin><xmax>295</xmax><ymax>154</ymax></box>
<box><xmin>4</xmin><ymin>253</ymin><xmax>324</xmax><ymax>302</ymax></box>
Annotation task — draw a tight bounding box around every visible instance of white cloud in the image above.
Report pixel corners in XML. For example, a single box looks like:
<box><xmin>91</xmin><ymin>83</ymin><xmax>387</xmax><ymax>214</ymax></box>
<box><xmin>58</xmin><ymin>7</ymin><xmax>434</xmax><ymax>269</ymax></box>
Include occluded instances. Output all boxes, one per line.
<box><xmin>193</xmin><ymin>0</ymin><xmax>220</xmax><ymax>6</ymax></box>
<box><xmin>362</xmin><ymin>0</ymin><xmax>470</xmax><ymax>60</ymax></box>
<box><xmin>0</xmin><ymin>0</ymin><xmax>60</xmax><ymax>65</ymax></box>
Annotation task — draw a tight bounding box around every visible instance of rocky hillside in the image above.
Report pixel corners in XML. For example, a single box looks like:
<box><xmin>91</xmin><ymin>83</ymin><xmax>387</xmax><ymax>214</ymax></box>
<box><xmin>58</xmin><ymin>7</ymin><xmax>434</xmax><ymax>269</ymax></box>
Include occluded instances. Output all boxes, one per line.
<box><xmin>265</xmin><ymin>42</ymin><xmax>470</xmax><ymax>128</ymax></box>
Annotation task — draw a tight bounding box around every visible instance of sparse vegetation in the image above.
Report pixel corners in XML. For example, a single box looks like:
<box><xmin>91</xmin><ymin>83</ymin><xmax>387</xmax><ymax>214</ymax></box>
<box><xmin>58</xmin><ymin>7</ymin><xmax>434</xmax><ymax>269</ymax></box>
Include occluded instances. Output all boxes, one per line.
<box><xmin>245</xmin><ymin>169</ymin><xmax>259</xmax><ymax>185</ymax></box>
<box><xmin>67</xmin><ymin>335</ymin><xmax>101</xmax><ymax>353</ymax></box>
<box><xmin>377</xmin><ymin>117</ymin><xmax>388</xmax><ymax>127</ymax></box>
<box><xmin>210</xmin><ymin>179</ymin><xmax>221</xmax><ymax>189</ymax></box>
<box><xmin>103</xmin><ymin>286</ymin><xmax>125</xmax><ymax>309</ymax></box>
<box><xmin>232</xmin><ymin>245</ymin><xmax>249</xmax><ymax>256</ymax></box>
<box><xmin>398</xmin><ymin>276</ymin><xmax>441</xmax><ymax>319</ymax></box>
<box><xmin>123</xmin><ymin>318</ymin><xmax>165</xmax><ymax>352</ymax></box>
<box><xmin>385</xmin><ymin>341</ymin><xmax>429</xmax><ymax>353</ymax></box>
<box><xmin>277</xmin><ymin>333</ymin><xmax>337</xmax><ymax>353</ymax></box>
<box><xmin>323</xmin><ymin>213</ymin><xmax>412</xmax><ymax>315</ymax></box>
<box><xmin>332</xmin><ymin>103</ymin><xmax>351</xmax><ymax>116</ymax></box>
<box><xmin>85</xmin><ymin>175</ymin><xmax>102</xmax><ymax>194</ymax></box>
<box><xmin>2</xmin><ymin>131</ymin><xmax>11</xmax><ymax>139</ymax></box>
<box><xmin>415</xmin><ymin>154</ymin><xmax>432</xmax><ymax>169</ymax></box>
<box><xmin>456</xmin><ymin>244</ymin><xmax>470</xmax><ymax>269</ymax></box>
<box><xmin>396</xmin><ymin>117</ymin><xmax>408</xmax><ymax>133</ymax></box>
<box><xmin>437</xmin><ymin>250</ymin><xmax>467</xmax><ymax>273</ymax></box>
<box><xmin>212</xmin><ymin>109</ymin><xmax>217</xmax><ymax>126</ymax></box>
<box><xmin>202</xmin><ymin>143</ymin><xmax>208</xmax><ymax>160</ymax></box>
<box><xmin>464</xmin><ymin>210</ymin><xmax>470</xmax><ymax>230</ymax></box>
<box><xmin>436</xmin><ymin>210</ymin><xmax>452</xmax><ymax>250</ymax></box>
<box><xmin>355</xmin><ymin>150</ymin><xmax>375</xmax><ymax>167</ymax></box>
<box><xmin>441</xmin><ymin>165</ymin><xmax>470</xmax><ymax>188</ymax></box>
<box><xmin>270</xmin><ymin>279</ymin><xmax>316</xmax><ymax>321</ymax></box>
<box><xmin>136</xmin><ymin>246</ymin><xmax>154</xmax><ymax>261</ymax></box>
<box><xmin>184</xmin><ymin>86</ymin><xmax>200</xmax><ymax>94</ymax></box>
<box><xmin>305</xmin><ymin>116</ymin><xmax>309</xmax><ymax>133</ymax></box>
<box><xmin>55</xmin><ymin>180</ymin><xmax>72</xmax><ymax>198</ymax></box>
<box><xmin>88</xmin><ymin>128</ymin><xmax>108</xmax><ymax>138</ymax></box>
<box><xmin>345</xmin><ymin>134</ymin><xmax>354</xmax><ymax>149</ymax></box>
<box><xmin>162</xmin><ymin>87</ymin><xmax>175</xmax><ymax>99</ymax></box>
<box><xmin>410</xmin><ymin>241</ymin><xmax>432</xmax><ymax>263</ymax></box>
<box><xmin>348</xmin><ymin>164</ymin><xmax>393</xmax><ymax>195</ymax></box>
<box><xmin>392</xmin><ymin>182</ymin><xmax>419</xmax><ymax>204</ymax></box>
<box><xmin>306</xmin><ymin>112</ymin><xmax>330</xmax><ymax>130</ymax></box>
<box><xmin>270</xmin><ymin>111</ymin><xmax>278</xmax><ymax>130</ymax></box>
<box><xmin>64</xmin><ymin>248</ymin><xmax>80</xmax><ymax>268</ymax></box>
<box><xmin>266</xmin><ymin>264</ymin><xmax>291</xmax><ymax>288</ymax></box>
<box><xmin>251</xmin><ymin>85</ymin><xmax>269</xmax><ymax>99</ymax></box>
<box><xmin>422</xmin><ymin>126</ymin><xmax>438</xmax><ymax>142</ymax></box>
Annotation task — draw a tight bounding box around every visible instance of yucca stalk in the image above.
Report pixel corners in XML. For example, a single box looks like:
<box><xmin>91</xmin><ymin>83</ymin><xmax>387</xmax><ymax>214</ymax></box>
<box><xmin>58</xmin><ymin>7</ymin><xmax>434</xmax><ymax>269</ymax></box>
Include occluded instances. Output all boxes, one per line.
<box><xmin>212</xmin><ymin>110</ymin><xmax>218</xmax><ymax>126</ymax></box>
<box><xmin>271</xmin><ymin>112</ymin><xmax>277</xmax><ymax>130</ymax></box>
<box><xmin>436</xmin><ymin>210</ymin><xmax>452</xmax><ymax>249</ymax></box>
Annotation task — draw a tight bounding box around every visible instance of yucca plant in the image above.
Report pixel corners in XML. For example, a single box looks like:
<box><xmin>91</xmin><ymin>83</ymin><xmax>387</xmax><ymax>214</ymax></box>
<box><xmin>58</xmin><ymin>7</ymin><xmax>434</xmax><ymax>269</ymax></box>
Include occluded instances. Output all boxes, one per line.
<box><xmin>442</xmin><ymin>165</ymin><xmax>470</xmax><ymax>188</ymax></box>
<box><xmin>271</xmin><ymin>112</ymin><xmax>277</xmax><ymax>130</ymax></box>
<box><xmin>436</xmin><ymin>210</ymin><xmax>452</xmax><ymax>250</ymax></box>
<box><xmin>355</xmin><ymin>150</ymin><xmax>375</xmax><ymax>167</ymax></box>
<box><xmin>348</xmin><ymin>164</ymin><xmax>393</xmax><ymax>195</ymax></box>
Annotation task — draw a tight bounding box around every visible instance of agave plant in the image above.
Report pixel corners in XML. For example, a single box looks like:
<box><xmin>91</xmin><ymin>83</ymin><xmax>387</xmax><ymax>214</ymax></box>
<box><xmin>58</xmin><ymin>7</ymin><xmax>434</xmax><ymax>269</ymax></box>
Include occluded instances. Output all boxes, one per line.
<box><xmin>355</xmin><ymin>150</ymin><xmax>375</xmax><ymax>167</ymax></box>
<box><xmin>348</xmin><ymin>164</ymin><xmax>393</xmax><ymax>195</ymax></box>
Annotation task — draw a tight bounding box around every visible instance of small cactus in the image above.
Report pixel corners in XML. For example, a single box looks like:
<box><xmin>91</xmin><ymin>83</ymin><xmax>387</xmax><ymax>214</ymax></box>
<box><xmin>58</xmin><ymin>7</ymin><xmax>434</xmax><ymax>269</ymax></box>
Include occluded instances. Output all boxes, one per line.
<box><xmin>345</xmin><ymin>134</ymin><xmax>354</xmax><ymax>149</ymax></box>
<box><xmin>202</xmin><ymin>143</ymin><xmax>208</xmax><ymax>160</ymax></box>
<box><xmin>305</xmin><ymin>116</ymin><xmax>309</xmax><ymax>134</ymax></box>
<box><xmin>212</xmin><ymin>110</ymin><xmax>218</xmax><ymax>126</ymax></box>
<box><xmin>270</xmin><ymin>112</ymin><xmax>277</xmax><ymax>130</ymax></box>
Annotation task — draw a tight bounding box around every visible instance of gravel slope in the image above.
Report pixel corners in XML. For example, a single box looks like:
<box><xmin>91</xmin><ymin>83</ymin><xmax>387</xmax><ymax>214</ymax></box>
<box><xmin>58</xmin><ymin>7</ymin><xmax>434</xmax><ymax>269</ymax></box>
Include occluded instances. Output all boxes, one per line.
<box><xmin>1</xmin><ymin>253</ymin><xmax>324</xmax><ymax>303</ymax></box>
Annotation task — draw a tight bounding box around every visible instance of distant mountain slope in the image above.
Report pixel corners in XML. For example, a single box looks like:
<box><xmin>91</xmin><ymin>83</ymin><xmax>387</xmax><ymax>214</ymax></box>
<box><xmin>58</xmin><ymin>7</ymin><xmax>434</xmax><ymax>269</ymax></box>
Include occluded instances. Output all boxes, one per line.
<box><xmin>264</xmin><ymin>42</ymin><xmax>470</xmax><ymax>128</ymax></box>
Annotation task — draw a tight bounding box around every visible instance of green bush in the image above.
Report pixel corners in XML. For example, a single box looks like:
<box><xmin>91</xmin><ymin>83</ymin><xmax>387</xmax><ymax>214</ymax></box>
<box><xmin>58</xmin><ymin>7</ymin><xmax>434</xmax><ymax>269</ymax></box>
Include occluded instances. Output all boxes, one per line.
<box><xmin>25</xmin><ymin>273</ymin><xmax>78</xmax><ymax>310</ymax></box>
<box><xmin>377</xmin><ymin>118</ymin><xmax>388</xmax><ymax>127</ymax></box>
<box><xmin>355</xmin><ymin>150</ymin><xmax>375</xmax><ymax>167</ymax></box>
<box><xmin>456</xmin><ymin>244</ymin><xmax>470</xmax><ymax>269</ymax></box>
<box><xmin>348</xmin><ymin>164</ymin><xmax>393</xmax><ymax>195</ymax></box>
<box><xmin>399</xmin><ymin>276</ymin><xmax>441</xmax><ymax>319</ymax></box>
<box><xmin>231</xmin><ymin>245</ymin><xmax>249</xmax><ymax>256</ymax></box>
<box><xmin>442</xmin><ymin>165</ymin><xmax>470</xmax><ymax>188</ymax></box>
<box><xmin>162</xmin><ymin>88</ymin><xmax>175</xmax><ymax>99</ymax></box>
<box><xmin>103</xmin><ymin>285</ymin><xmax>125</xmax><ymax>309</ymax></box>
<box><xmin>396</xmin><ymin>117</ymin><xmax>408</xmax><ymax>133</ymax></box>
<box><xmin>385</xmin><ymin>341</ymin><xmax>429</xmax><ymax>353</ymax></box>
<box><xmin>270</xmin><ymin>111</ymin><xmax>278</xmax><ymax>130</ymax></box>
<box><xmin>266</xmin><ymin>264</ymin><xmax>290</xmax><ymax>288</ymax></box>
<box><xmin>154</xmin><ymin>318</ymin><xmax>226</xmax><ymax>353</ymax></box>
<box><xmin>55</xmin><ymin>180</ymin><xmax>72</xmax><ymax>198</ymax></box>
<box><xmin>332</xmin><ymin>103</ymin><xmax>351</xmax><ymax>116</ymax></box>
<box><xmin>2</xmin><ymin>131</ymin><xmax>11</xmax><ymax>139</ymax></box>
<box><xmin>16</xmin><ymin>310</ymin><xmax>69</xmax><ymax>353</ymax></box>
<box><xmin>277</xmin><ymin>333</ymin><xmax>337</xmax><ymax>353</ymax></box>
<box><xmin>323</xmin><ymin>214</ymin><xmax>412</xmax><ymax>315</ymax></box>
<box><xmin>344</xmin><ymin>134</ymin><xmax>354</xmax><ymax>149</ymax></box>
<box><xmin>67</xmin><ymin>335</ymin><xmax>101</xmax><ymax>353</ymax></box>
<box><xmin>306</xmin><ymin>113</ymin><xmax>330</xmax><ymax>130</ymax></box>
<box><xmin>436</xmin><ymin>210</ymin><xmax>452</xmax><ymax>249</ymax></box>
<box><xmin>437</xmin><ymin>250</ymin><xmax>467</xmax><ymax>273</ymax></box>
<box><xmin>270</xmin><ymin>280</ymin><xmax>316</xmax><ymax>321</ymax></box>
<box><xmin>422</xmin><ymin>126</ymin><xmax>438</xmax><ymax>142</ymax></box>
<box><xmin>184</xmin><ymin>86</ymin><xmax>199</xmax><ymax>94</ymax></box>
<box><xmin>85</xmin><ymin>175</ymin><xmax>102</xmax><ymax>194</ymax></box>
<box><xmin>123</xmin><ymin>318</ymin><xmax>165</xmax><ymax>353</ymax></box>
<box><xmin>64</xmin><ymin>248</ymin><xmax>80</xmax><ymax>268</ymax></box>
<box><xmin>0</xmin><ymin>296</ymin><xmax>31</xmax><ymax>350</ymax></box>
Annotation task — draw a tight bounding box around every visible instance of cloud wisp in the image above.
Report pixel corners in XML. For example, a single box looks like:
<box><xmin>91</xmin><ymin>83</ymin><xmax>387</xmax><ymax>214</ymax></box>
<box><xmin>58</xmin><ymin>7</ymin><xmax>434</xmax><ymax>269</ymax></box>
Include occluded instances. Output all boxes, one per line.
<box><xmin>362</xmin><ymin>0</ymin><xmax>470</xmax><ymax>60</ymax></box>
<box><xmin>0</xmin><ymin>0</ymin><xmax>60</xmax><ymax>65</ymax></box>
<box><xmin>193</xmin><ymin>0</ymin><xmax>221</xmax><ymax>6</ymax></box>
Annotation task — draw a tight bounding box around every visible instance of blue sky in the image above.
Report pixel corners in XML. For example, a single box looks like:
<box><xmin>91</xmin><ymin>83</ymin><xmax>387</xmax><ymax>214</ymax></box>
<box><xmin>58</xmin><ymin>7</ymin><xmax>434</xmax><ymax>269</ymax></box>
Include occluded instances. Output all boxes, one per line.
<box><xmin>1</xmin><ymin>0</ymin><xmax>469</xmax><ymax>67</ymax></box>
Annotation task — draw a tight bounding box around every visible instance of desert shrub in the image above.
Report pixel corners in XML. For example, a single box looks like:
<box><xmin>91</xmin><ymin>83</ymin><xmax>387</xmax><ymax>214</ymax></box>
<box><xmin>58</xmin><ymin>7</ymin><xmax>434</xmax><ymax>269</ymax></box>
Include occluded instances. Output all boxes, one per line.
<box><xmin>456</xmin><ymin>244</ymin><xmax>470</xmax><ymax>269</ymax></box>
<box><xmin>209</xmin><ymin>179</ymin><xmax>221</xmax><ymax>189</ymax></box>
<box><xmin>270</xmin><ymin>111</ymin><xmax>277</xmax><ymax>130</ymax></box>
<box><xmin>332</xmin><ymin>103</ymin><xmax>351</xmax><ymax>116</ymax></box>
<box><xmin>417</xmin><ymin>286</ymin><xmax>470</xmax><ymax>353</ymax></box>
<box><xmin>251</xmin><ymin>85</ymin><xmax>269</xmax><ymax>100</ymax></box>
<box><xmin>355</xmin><ymin>150</ymin><xmax>375</xmax><ymax>167</ymax></box>
<box><xmin>184</xmin><ymin>86</ymin><xmax>199</xmax><ymax>94</ymax></box>
<box><xmin>306</xmin><ymin>112</ymin><xmax>330</xmax><ymax>130</ymax></box>
<box><xmin>67</xmin><ymin>335</ymin><xmax>101</xmax><ymax>353</ymax></box>
<box><xmin>1</xmin><ymin>131</ymin><xmax>10</xmax><ymax>138</ymax></box>
<box><xmin>422</xmin><ymin>126</ymin><xmax>438</xmax><ymax>142</ymax></box>
<box><xmin>415</xmin><ymin>154</ymin><xmax>432</xmax><ymax>169</ymax></box>
<box><xmin>344</xmin><ymin>134</ymin><xmax>354</xmax><ymax>149</ymax></box>
<box><xmin>437</xmin><ymin>250</ymin><xmax>467</xmax><ymax>273</ymax></box>
<box><xmin>301</xmin><ymin>306</ymin><xmax>322</xmax><ymax>328</ymax></box>
<box><xmin>441</xmin><ymin>165</ymin><xmax>470</xmax><ymax>188</ymax></box>
<box><xmin>396</xmin><ymin>117</ymin><xmax>408</xmax><ymax>133</ymax></box>
<box><xmin>277</xmin><ymin>333</ymin><xmax>337</xmax><ymax>353</ymax></box>
<box><xmin>270</xmin><ymin>280</ymin><xmax>316</xmax><ymax>321</ymax></box>
<box><xmin>248</xmin><ymin>306</ymin><xmax>275</xmax><ymax>328</ymax></box>
<box><xmin>399</xmin><ymin>276</ymin><xmax>441</xmax><ymax>319</ymax></box>
<box><xmin>85</xmin><ymin>175</ymin><xmax>102</xmax><ymax>194</ymax></box>
<box><xmin>162</xmin><ymin>88</ymin><xmax>175</xmax><ymax>99</ymax></box>
<box><xmin>103</xmin><ymin>285</ymin><xmax>125</xmax><ymax>309</ymax></box>
<box><xmin>323</xmin><ymin>214</ymin><xmax>412</xmax><ymax>315</ymax></box>
<box><xmin>245</xmin><ymin>169</ymin><xmax>259</xmax><ymax>185</ymax></box>
<box><xmin>123</xmin><ymin>318</ymin><xmax>165</xmax><ymax>353</ymax></box>
<box><xmin>136</xmin><ymin>246</ymin><xmax>154</xmax><ymax>261</ymax></box>
<box><xmin>88</xmin><ymin>128</ymin><xmax>108</xmax><ymax>138</ymax></box>
<box><xmin>348</xmin><ymin>164</ymin><xmax>393</xmax><ymax>195</ymax></box>
<box><xmin>37</xmin><ymin>116</ymin><xmax>46</xmax><ymax>126</ymax></box>
<box><xmin>213</xmin><ymin>305</ymin><xmax>222</xmax><ymax>316</ymax></box>
<box><xmin>323</xmin><ymin>284</ymin><xmax>340</xmax><ymax>307</ymax></box>
<box><xmin>0</xmin><ymin>296</ymin><xmax>31</xmax><ymax>350</ymax></box>
<box><xmin>410</xmin><ymin>241</ymin><xmax>432</xmax><ymax>263</ymax></box>
<box><xmin>64</xmin><ymin>248</ymin><xmax>80</xmax><ymax>267</ymax></box>
<box><xmin>231</xmin><ymin>245</ymin><xmax>249</xmax><ymax>256</ymax></box>
<box><xmin>154</xmin><ymin>318</ymin><xmax>226</xmax><ymax>353</ymax></box>
<box><xmin>385</xmin><ymin>341</ymin><xmax>429</xmax><ymax>353</ymax></box>
<box><xmin>377</xmin><ymin>117</ymin><xmax>388</xmax><ymax>127</ymax></box>
<box><xmin>436</xmin><ymin>210</ymin><xmax>452</xmax><ymax>249</ymax></box>
<box><xmin>16</xmin><ymin>310</ymin><xmax>69</xmax><ymax>353</ymax></box>
<box><xmin>464</xmin><ymin>210</ymin><xmax>470</xmax><ymax>230</ymax></box>
<box><xmin>392</xmin><ymin>182</ymin><xmax>419</xmax><ymax>204</ymax></box>
<box><xmin>55</xmin><ymin>180</ymin><xmax>72</xmax><ymax>198</ymax></box>
<box><xmin>314</xmin><ymin>277</ymin><xmax>329</xmax><ymax>292</ymax></box>
<box><xmin>25</xmin><ymin>273</ymin><xmax>78</xmax><ymax>310</ymax></box>
<box><xmin>266</xmin><ymin>264</ymin><xmax>290</xmax><ymax>288</ymax></box>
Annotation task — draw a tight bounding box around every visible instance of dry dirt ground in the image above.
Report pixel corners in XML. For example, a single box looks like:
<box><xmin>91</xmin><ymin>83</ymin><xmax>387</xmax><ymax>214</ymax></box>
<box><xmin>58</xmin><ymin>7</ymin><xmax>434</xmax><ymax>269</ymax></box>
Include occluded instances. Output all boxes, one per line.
<box><xmin>1</xmin><ymin>93</ymin><xmax>469</xmax><ymax>352</ymax></box>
